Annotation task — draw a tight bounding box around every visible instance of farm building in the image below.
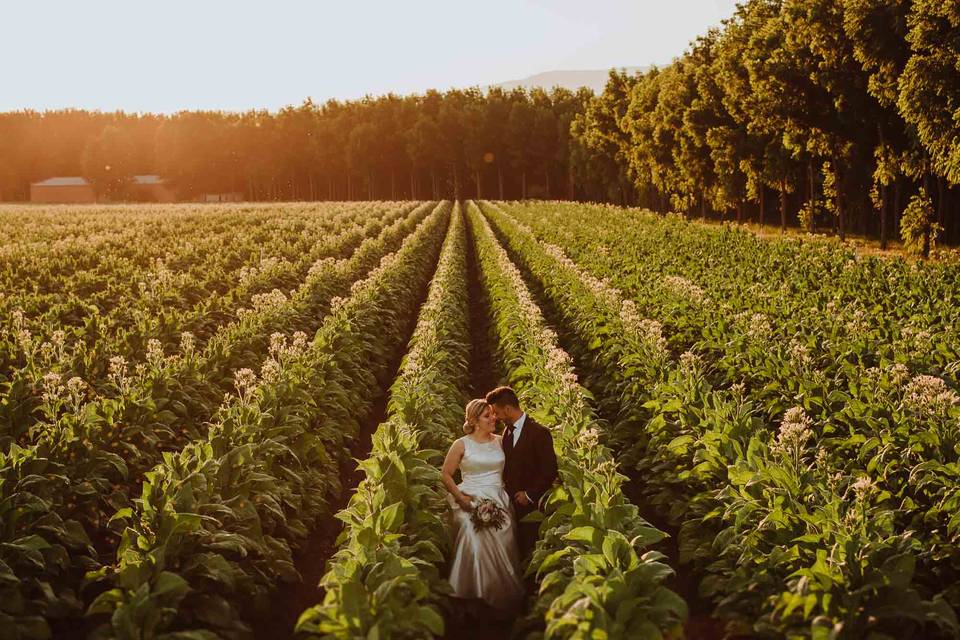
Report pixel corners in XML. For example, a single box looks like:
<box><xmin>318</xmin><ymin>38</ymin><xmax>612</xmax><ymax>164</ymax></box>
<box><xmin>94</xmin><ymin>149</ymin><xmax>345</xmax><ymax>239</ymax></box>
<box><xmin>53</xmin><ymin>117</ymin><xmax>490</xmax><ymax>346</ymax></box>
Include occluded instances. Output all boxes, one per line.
<box><xmin>30</xmin><ymin>177</ymin><xmax>96</xmax><ymax>203</ymax></box>
<box><xmin>29</xmin><ymin>175</ymin><xmax>177</xmax><ymax>203</ymax></box>
<box><xmin>131</xmin><ymin>175</ymin><xmax>176</xmax><ymax>202</ymax></box>
<box><xmin>201</xmin><ymin>192</ymin><xmax>243</xmax><ymax>203</ymax></box>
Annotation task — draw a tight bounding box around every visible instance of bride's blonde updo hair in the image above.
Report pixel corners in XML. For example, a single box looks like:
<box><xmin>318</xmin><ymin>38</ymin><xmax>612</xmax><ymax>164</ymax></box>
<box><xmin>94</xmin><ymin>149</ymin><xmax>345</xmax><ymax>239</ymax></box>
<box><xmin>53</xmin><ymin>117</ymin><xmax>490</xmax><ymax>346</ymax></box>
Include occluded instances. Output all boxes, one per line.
<box><xmin>463</xmin><ymin>398</ymin><xmax>489</xmax><ymax>434</ymax></box>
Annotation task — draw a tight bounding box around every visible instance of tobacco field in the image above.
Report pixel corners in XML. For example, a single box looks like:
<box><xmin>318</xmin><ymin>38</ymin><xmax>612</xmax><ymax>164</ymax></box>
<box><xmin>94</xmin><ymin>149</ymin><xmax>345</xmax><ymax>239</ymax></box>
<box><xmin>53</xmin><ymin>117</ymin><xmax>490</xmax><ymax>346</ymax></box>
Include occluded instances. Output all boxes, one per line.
<box><xmin>2</xmin><ymin>201</ymin><xmax>960</xmax><ymax>639</ymax></box>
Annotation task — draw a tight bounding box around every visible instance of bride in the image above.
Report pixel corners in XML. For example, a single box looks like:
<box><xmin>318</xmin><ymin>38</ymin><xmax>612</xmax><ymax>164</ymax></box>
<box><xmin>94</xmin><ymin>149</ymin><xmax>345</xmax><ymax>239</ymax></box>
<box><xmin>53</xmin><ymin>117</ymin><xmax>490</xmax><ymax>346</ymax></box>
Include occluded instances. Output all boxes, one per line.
<box><xmin>441</xmin><ymin>398</ymin><xmax>525</xmax><ymax>614</ymax></box>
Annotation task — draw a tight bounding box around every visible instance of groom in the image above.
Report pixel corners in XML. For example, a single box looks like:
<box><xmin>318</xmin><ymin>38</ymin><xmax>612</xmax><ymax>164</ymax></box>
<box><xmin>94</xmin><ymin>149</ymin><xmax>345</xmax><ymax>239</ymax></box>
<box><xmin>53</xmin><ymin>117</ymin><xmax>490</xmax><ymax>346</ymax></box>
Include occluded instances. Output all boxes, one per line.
<box><xmin>486</xmin><ymin>386</ymin><xmax>559</xmax><ymax>561</ymax></box>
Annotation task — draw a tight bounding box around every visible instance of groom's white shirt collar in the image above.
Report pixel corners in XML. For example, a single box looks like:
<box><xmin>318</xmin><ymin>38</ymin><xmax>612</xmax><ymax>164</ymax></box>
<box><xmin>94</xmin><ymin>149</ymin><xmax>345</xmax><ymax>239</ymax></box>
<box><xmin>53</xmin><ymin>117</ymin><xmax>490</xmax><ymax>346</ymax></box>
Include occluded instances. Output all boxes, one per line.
<box><xmin>511</xmin><ymin>412</ymin><xmax>527</xmax><ymax>445</ymax></box>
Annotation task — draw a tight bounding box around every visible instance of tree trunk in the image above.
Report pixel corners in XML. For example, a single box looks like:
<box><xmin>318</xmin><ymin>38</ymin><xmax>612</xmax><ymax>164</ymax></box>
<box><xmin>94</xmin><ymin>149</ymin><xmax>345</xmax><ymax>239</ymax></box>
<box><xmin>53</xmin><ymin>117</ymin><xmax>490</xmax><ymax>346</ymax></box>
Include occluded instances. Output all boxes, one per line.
<box><xmin>954</xmin><ymin>184</ymin><xmax>959</xmax><ymax>245</ymax></box>
<box><xmin>837</xmin><ymin>193</ymin><xmax>845</xmax><ymax>241</ymax></box>
<box><xmin>876</xmin><ymin>124</ymin><xmax>886</xmax><ymax>246</ymax></box>
<box><xmin>880</xmin><ymin>181</ymin><xmax>889</xmax><ymax>250</ymax></box>
<box><xmin>780</xmin><ymin>180</ymin><xmax>788</xmax><ymax>232</ymax></box>
<box><xmin>498</xmin><ymin>166</ymin><xmax>504</xmax><ymax>200</ymax></box>
<box><xmin>937</xmin><ymin>175</ymin><xmax>946</xmax><ymax>228</ymax></box>
<box><xmin>835</xmin><ymin>160</ymin><xmax>845</xmax><ymax>242</ymax></box>
<box><xmin>431</xmin><ymin>169</ymin><xmax>438</xmax><ymax>200</ymax></box>
<box><xmin>391</xmin><ymin>170</ymin><xmax>396</xmax><ymax>200</ymax></box>
<box><xmin>410</xmin><ymin>171</ymin><xmax>416</xmax><ymax>200</ymax></box>
<box><xmin>475</xmin><ymin>170</ymin><xmax>481</xmax><ymax>200</ymax></box>
<box><xmin>736</xmin><ymin>200</ymin><xmax>743</xmax><ymax>223</ymax></box>
<box><xmin>807</xmin><ymin>159</ymin><xmax>818</xmax><ymax>233</ymax></box>
<box><xmin>522</xmin><ymin>172</ymin><xmax>527</xmax><ymax>200</ymax></box>
<box><xmin>954</xmin><ymin>184</ymin><xmax>960</xmax><ymax>245</ymax></box>
<box><xmin>545</xmin><ymin>169</ymin><xmax>551</xmax><ymax>199</ymax></box>
<box><xmin>759</xmin><ymin>186</ymin><xmax>766</xmax><ymax>227</ymax></box>
<box><xmin>700</xmin><ymin>193</ymin><xmax>707</xmax><ymax>220</ymax></box>
<box><xmin>894</xmin><ymin>179</ymin><xmax>901</xmax><ymax>238</ymax></box>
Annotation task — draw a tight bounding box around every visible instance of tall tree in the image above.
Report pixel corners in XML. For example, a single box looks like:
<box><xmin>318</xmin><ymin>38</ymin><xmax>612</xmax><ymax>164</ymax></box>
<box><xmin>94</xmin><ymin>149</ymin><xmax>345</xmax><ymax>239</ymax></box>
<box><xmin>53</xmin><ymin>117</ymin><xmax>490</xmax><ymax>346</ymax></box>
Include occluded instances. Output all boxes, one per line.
<box><xmin>82</xmin><ymin>125</ymin><xmax>136</xmax><ymax>199</ymax></box>
<box><xmin>843</xmin><ymin>0</ymin><xmax>912</xmax><ymax>247</ymax></box>
<box><xmin>572</xmin><ymin>69</ymin><xmax>639</xmax><ymax>205</ymax></box>
<box><xmin>899</xmin><ymin>1</ymin><xmax>960</xmax><ymax>185</ymax></box>
<box><xmin>508</xmin><ymin>91</ymin><xmax>536</xmax><ymax>199</ymax></box>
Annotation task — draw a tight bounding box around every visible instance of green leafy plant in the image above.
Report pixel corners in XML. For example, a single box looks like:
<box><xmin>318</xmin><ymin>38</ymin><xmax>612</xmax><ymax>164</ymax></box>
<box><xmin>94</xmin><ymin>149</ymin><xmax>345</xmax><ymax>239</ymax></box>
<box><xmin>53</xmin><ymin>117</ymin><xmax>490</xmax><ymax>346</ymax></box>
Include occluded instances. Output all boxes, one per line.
<box><xmin>297</xmin><ymin>204</ymin><xmax>472</xmax><ymax>639</ymax></box>
<box><xmin>486</xmin><ymin>200</ymin><xmax>960</xmax><ymax>637</ymax></box>
<box><xmin>469</xmin><ymin>202</ymin><xmax>687</xmax><ymax>639</ymax></box>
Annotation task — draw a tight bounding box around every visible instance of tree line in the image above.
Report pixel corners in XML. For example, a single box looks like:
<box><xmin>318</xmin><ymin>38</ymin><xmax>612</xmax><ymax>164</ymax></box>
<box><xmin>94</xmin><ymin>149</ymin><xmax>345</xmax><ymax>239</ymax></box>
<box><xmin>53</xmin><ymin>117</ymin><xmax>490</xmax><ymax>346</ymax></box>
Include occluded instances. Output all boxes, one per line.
<box><xmin>573</xmin><ymin>0</ymin><xmax>960</xmax><ymax>253</ymax></box>
<box><xmin>0</xmin><ymin>87</ymin><xmax>607</xmax><ymax>204</ymax></box>
<box><xmin>4</xmin><ymin>0</ymin><xmax>960</xmax><ymax>253</ymax></box>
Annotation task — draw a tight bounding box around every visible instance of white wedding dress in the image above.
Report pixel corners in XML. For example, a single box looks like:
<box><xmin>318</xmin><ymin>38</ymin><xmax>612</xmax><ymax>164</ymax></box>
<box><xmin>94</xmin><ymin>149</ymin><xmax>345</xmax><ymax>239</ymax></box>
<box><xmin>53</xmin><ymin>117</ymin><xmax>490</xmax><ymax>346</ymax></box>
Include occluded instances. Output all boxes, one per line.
<box><xmin>447</xmin><ymin>434</ymin><xmax>525</xmax><ymax>612</ymax></box>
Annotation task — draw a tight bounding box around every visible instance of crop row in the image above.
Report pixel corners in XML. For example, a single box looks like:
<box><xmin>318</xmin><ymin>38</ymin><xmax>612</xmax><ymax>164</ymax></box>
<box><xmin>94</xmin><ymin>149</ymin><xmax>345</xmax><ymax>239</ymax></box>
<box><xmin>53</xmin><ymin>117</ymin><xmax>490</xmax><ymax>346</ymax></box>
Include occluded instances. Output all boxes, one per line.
<box><xmin>3</xmin><ymin>207</ymin><xmax>295</xmax><ymax>334</ymax></box>
<box><xmin>297</xmin><ymin>203</ymin><xmax>473</xmax><ymax>638</ymax></box>
<box><xmin>504</xmin><ymin>203</ymin><xmax>960</xmax><ymax>383</ymax></box>
<box><xmin>0</xmin><ymin>202</ymin><xmax>440</xmax><ymax>639</ymax></box>
<box><xmin>0</xmin><ymin>203</ymin><xmax>403</xmax><ymax>388</ymax></box>
<box><xmin>0</xmin><ymin>203</ymin><xmax>411</xmax><ymax>444</ymax></box>
<box><xmin>1</xmin><ymin>202</ymin><xmax>422</xmax><ymax>450</ymax></box>
<box><xmin>0</xmin><ymin>202</ymin><xmax>384</xmax><ymax>392</ymax></box>
<box><xmin>0</xmin><ymin>203</ymin><xmax>394</xmax><ymax>304</ymax></box>
<box><xmin>467</xmin><ymin>202</ymin><xmax>687</xmax><ymax>638</ymax></box>
<box><xmin>84</xmin><ymin>201</ymin><xmax>452</xmax><ymax>639</ymax></box>
<box><xmin>488</xmin><ymin>201</ymin><xmax>960</xmax><ymax>638</ymax></box>
<box><xmin>300</xmin><ymin>200</ymin><xmax>690</xmax><ymax>639</ymax></box>
<box><xmin>1</xmin><ymin>207</ymin><xmax>270</xmax><ymax>295</ymax></box>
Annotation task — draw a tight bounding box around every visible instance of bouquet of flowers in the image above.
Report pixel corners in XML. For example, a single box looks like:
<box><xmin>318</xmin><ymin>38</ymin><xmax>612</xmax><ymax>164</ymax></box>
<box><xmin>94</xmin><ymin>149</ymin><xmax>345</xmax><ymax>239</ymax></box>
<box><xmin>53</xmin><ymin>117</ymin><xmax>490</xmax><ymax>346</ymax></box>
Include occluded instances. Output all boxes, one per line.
<box><xmin>470</xmin><ymin>498</ymin><xmax>508</xmax><ymax>531</ymax></box>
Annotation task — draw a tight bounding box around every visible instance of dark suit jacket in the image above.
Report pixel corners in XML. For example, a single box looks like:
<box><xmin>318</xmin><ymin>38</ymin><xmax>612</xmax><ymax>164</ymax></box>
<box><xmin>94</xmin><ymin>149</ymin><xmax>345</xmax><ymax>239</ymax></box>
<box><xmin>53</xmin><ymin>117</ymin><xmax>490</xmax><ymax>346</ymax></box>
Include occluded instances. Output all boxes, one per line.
<box><xmin>502</xmin><ymin>415</ymin><xmax>559</xmax><ymax>514</ymax></box>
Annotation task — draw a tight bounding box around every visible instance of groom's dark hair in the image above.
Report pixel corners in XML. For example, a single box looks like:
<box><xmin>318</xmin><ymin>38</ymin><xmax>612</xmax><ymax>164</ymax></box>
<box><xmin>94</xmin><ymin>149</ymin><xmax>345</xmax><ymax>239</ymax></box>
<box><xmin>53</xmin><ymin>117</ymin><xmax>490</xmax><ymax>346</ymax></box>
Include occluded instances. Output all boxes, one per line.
<box><xmin>485</xmin><ymin>386</ymin><xmax>520</xmax><ymax>408</ymax></box>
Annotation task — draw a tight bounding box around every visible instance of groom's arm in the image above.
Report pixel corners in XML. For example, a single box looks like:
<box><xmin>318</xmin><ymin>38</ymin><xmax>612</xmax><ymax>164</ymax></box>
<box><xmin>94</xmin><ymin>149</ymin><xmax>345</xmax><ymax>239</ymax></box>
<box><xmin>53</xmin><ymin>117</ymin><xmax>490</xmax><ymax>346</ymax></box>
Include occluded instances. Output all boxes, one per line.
<box><xmin>525</xmin><ymin>428</ymin><xmax>559</xmax><ymax>507</ymax></box>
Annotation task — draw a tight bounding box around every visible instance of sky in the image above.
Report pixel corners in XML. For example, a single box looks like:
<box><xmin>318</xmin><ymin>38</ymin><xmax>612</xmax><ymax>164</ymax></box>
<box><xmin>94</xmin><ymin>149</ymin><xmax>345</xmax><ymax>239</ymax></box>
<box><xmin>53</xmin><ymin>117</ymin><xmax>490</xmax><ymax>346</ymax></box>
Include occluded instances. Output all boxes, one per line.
<box><xmin>1</xmin><ymin>0</ymin><xmax>740</xmax><ymax>114</ymax></box>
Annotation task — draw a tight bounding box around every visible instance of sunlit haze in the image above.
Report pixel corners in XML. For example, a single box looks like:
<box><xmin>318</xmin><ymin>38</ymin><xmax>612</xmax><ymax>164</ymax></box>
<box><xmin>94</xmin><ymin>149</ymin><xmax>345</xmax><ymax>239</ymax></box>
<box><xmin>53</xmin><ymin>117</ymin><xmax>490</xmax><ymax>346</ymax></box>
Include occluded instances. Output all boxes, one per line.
<box><xmin>3</xmin><ymin>0</ymin><xmax>739</xmax><ymax>113</ymax></box>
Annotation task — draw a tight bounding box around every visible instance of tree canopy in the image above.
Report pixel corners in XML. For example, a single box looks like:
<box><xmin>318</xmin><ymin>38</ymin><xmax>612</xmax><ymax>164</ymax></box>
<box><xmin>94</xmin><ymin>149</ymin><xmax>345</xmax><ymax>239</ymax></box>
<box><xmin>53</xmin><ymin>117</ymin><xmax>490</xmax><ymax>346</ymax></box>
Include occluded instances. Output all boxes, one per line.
<box><xmin>573</xmin><ymin>0</ymin><xmax>960</xmax><ymax>253</ymax></box>
<box><xmin>0</xmin><ymin>88</ymin><xmax>601</xmax><ymax>203</ymax></box>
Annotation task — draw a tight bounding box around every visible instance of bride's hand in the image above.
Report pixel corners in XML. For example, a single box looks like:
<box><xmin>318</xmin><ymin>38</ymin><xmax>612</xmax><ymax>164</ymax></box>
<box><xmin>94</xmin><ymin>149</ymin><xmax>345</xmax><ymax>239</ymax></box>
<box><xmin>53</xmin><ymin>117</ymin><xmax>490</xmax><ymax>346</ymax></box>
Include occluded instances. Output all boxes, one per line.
<box><xmin>457</xmin><ymin>493</ymin><xmax>475</xmax><ymax>511</ymax></box>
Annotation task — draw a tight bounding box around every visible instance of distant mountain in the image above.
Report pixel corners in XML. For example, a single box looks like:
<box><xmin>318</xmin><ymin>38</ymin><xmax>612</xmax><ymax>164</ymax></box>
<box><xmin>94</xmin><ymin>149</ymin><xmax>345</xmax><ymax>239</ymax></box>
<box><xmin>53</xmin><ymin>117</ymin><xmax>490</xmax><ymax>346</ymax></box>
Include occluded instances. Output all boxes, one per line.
<box><xmin>486</xmin><ymin>67</ymin><xmax>650</xmax><ymax>94</ymax></box>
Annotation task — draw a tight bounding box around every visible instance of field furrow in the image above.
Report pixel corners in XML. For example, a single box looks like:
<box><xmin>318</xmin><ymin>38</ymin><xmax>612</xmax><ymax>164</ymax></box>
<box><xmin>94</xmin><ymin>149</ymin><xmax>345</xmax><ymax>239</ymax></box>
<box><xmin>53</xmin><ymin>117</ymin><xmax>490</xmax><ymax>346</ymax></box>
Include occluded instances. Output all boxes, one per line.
<box><xmin>492</xmin><ymin>201</ymin><xmax>960</xmax><ymax>638</ymax></box>
<box><xmin>5</xmin><ymin>199</ymin><xmax>960</xmax><ymax>639</ymax></box>
<box><xmin>296</xmin><ymin>202</ymin><xmax>472</xmax><ymax>639</ymax></box>
<box><xmin>82</xmin><ymin>202</ymin><xmax>452</xmax><ymax>639</ymax></box>
<box><xmin>0</xmin><ymin>202</ymin><xmax>440</xmax><ymax>638</ymax></box>
<box><xmin>466</xmin><ymin>201</ymin><xmax>687</xmax><ymax>638</ymax></box>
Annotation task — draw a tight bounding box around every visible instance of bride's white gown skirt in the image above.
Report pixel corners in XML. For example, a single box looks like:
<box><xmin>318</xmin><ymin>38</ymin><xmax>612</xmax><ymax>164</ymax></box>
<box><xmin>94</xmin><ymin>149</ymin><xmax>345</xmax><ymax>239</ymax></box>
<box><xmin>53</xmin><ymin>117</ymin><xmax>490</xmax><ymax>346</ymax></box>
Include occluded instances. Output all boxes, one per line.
<box><xmin>447</xmin><ymin>435</ymin><xmax>525</xmax><ymax>613</ymax></box>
